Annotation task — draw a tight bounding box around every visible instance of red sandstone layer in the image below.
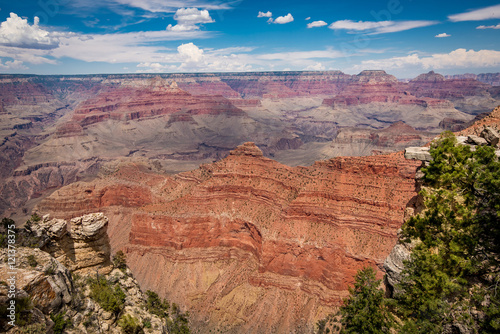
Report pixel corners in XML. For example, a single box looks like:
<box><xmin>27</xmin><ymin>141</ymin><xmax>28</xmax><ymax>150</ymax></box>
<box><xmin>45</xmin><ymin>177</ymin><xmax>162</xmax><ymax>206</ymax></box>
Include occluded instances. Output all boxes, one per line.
<box><xmin>37</xmin><ymin>142</ymin><xmax>420</xmax><ymax>333</ymax></box>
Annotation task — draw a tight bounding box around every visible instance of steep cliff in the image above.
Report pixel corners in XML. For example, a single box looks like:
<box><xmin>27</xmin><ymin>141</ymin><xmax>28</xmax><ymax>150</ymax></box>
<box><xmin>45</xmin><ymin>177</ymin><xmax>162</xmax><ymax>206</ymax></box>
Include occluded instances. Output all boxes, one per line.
<box><xmin>37</xmin><ymin>142</ymin><xmax>421</xmax><ymax>333</ymax></box>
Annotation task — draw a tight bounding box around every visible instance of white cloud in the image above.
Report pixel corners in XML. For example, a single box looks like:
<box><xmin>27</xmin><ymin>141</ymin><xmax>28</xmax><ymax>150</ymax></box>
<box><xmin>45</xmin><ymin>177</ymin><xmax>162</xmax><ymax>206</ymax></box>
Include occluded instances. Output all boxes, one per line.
<box><xmin>305</xmin><ymin>17</ymin><xmax>311</xmax><ymax>21</ymax></box>
<box><xmin>0</xmin><ymin>13</ymin><xmax>61</xmax><ymax>49</ymax></box>
<box><xmin>352</xmin><ymin>49</ymin><xmax>500</xmax><ymax>71</ymax></box>
<box><xmin>448</xmin><ymin>4</ymin><xmax>500</xmax><ymax>22</ymax></box>
<box><xmin>111</xmin><ymin>0</ymin><xmax>233</xmax><ymax>13</ymax></box>
<box><xmin>435</xmin><ymin>33</ymin><xmax>451</xmax><ymax>38</ymax></box>
<box><xmin>135</xmin><ymin>44</ymin><xmax>345</xmax><ymax>73</ymax></box>
<box><xmin>273</xmin><ymin>14</ymin><xmax>294</xmax><ymax>24</ymax></box>
<box><xmin>178</xmin><ymin>42</ymin><xmax>204</xmax><ymax>62</ymax></box>
<box><xmin>257</xmin><ymin>50</ymin><xmax>342</xmax><ymax>60</ymax></box>
<box><xmin>167</xmin><ymin>7</ymin><xmax>214</xmax><ymax>31</ymax></box>
<box><xmin>50</xmin><ymin>29</ymin><xmax>212</xmax><ymax>63</ymax></box>
<box><xmin>257</xmin><ymin>11</ymin><xmax>272</xmax><ymax>18</ymax></box>
<box><xmin>137</xmin><ymin>42</ymin><xmax>254</xmax><ymax>73</ymax></box>
<box><xmin>307</xmin><ymin>20</ymin><xmax>328</xmax><ymax>28</ymax></box>
<box><xmin>329</xmin><ymin>20</ymin><xmax>392</xmax><ymax>31</ymax></box>
<box><xmin>0</xmin><ymin>59</ymin><xmax>27</xmax><ymax>70</ymax></box>
<box><xmin>305</xmin><ymin>62</ymin><xmax>325</xmax><ymax>70</ymax></box>
<box><xmin>477</xmin><ymin>24</ymin><xmax>500</xmax><ymax>29</ymax></box>
<box><xmin>329</xmin><ymin>20</ymin><xmax>438</xmax><ymax>34</ymax></box>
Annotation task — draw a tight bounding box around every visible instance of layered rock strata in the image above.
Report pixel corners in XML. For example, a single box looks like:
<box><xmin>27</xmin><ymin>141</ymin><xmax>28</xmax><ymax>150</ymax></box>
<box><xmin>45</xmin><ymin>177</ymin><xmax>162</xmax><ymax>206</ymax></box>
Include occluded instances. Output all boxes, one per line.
<box><xmin>37</xmin><ymin>142</ymin><xmax>421</xmax><ymax>333</ymax></box>
<box><xmin>29</xmin><ymin>212</ymin><xmax>112</xmax><ymax>274</ymax></box>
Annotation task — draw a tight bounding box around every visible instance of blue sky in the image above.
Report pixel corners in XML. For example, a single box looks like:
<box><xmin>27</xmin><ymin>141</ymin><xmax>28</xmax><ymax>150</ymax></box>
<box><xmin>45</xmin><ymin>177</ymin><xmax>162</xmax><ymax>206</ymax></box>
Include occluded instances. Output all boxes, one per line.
<box><xmin>0</xmin><ymin>0</ymin><xmax>499</xmax><ymax>77</ymax></box>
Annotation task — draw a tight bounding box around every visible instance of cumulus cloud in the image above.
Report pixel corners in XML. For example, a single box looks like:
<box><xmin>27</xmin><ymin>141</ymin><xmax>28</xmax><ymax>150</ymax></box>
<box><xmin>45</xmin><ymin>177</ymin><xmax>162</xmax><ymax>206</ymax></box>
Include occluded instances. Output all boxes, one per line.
<box><xmin>305</xmin><ymin>62</ymin><xmax>325</xmax><ymax>70</ymax></box>
<box><xmin>435</xmin><ymin>33</ymin><xmax>451</xmax><ymax>38</ymax></box>
<box><xmin>352</xmin><ymin>49</ymin><xmax>500</xmax><ymax>71</ymax></box>
<box><xmin>257</xmin><ymin>11</ymin><xmax>272</xmax><ymax>18</ymax></box>
<box><xmin>305</xmin><ymin>17</ymin><xmax>311</xmax><ymax>21</ymax></box>
<box><xmin>135</xmin><ymin>44</ymin><xmax>344</xmax><ymax>73</ymax></box>
<box><xmin>477</xmin><ymin>24</ymin><xmax>500</xmax><ymax>29</ymax></box>
<box><xmin>307</xmin><ymin>20</ymin><xmax>328</xmax><ymax>28</ymax></box>
<box><xmin>329</xmin><ymin>20</ymin><xmax>437</xmax><ymax>34</ymax></box>
<box><xmin>50</xmin><ymin>29</ymin><xmax>213</xmax><ymax>64</ymax></box>
<box><xmin>177</xmin><ymin>42</ymin><xmax>204</xmax><ymax>62</ymax></box>
<box><xmin>137</xmin><ymin>42</ymin><xmax>254</xmax><ymax>73</ymax></box>
<box><xmin>448</xmin><ymin>4</ymin><xmax>500</xmax><ymax>22</ymax></box>
<box><xmin>167</xmin><ymin>7</ymin><xmax>214</xmax><ymax>31</ymax></box>
<box><xmin>0</xmin><ymin>59</ymin><xmax>27</xmax><ymax>70</ymax></box>
<box><xmin>0</xmin><ymin>13</ymin><xmax>60</xmax><ymax>49</ymax></box>
<box><xmin>273</xmin><ymin>13</ymin><xmax>294</xmax><ymax>24</ymax></box>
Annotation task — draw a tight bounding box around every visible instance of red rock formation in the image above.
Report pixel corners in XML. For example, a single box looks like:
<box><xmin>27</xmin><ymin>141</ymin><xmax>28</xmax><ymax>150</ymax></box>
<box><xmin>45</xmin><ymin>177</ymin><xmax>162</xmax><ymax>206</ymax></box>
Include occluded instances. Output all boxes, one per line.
<box><xmin>37</xmin><ymin>143</ymin><xmax>421</xmax><ymax>333</ymax></box>
<box><xmin>445</xmin><ymin>72</ymin><xmax>500</xmax><ymax>87</ymax></box>
<box><xmin>322</xmin><ymin>71</ymin><xmax>454</xmax><ymax>109</ymax></box>
<box><xmin>333</xmin><ymin>122</ymin><xmax>435</xmax><ymax>149</ymax></box>
<box><xmin>71</xmin><ymin>78</ymin><xmax>245</xmax><ymax>127</ymax></box>
<box><xmin>458</xmin><ymin>106</ymin><xmax>500</xmax><ymax>135</ymax></box>
<box><xmin>406</xmin><ymin>71</ymin><xmax>491</xmax><ymax>99</ymax></box>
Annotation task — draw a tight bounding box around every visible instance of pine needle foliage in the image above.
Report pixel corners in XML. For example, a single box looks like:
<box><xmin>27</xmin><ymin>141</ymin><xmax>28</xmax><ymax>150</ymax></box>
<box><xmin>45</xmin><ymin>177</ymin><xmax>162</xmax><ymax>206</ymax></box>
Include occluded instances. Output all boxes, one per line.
<box><xmin>339</xmin><ymin>266</ymin><xmax>394</xmax><ymax>334</ymax></box>
<box><xmin>398</xmin><ymin>131</ymin><xmax>500</xmax><ymax>333</ymax></box>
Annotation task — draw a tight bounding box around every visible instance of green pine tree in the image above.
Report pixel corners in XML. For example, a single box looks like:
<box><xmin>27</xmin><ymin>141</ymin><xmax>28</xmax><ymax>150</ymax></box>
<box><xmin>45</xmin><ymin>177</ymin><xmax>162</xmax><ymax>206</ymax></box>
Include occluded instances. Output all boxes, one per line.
<box><xmin>340</xmin><ymin>266</ymin><xmax>394</xmax><ymax>334</ymax></box>
<box><xmin>397</xmin><ymin>131</ymin><xmax>500</xmax><ymax>333</ymax></box>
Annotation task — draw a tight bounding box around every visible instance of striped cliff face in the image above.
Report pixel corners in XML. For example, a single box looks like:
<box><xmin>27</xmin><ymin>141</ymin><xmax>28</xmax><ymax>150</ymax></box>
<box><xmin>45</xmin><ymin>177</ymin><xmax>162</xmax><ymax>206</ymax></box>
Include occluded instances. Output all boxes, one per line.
<box><xmin>36</xmin><ymin>142</ymin><xmax>421</xmax><ymax>333</ymax></box>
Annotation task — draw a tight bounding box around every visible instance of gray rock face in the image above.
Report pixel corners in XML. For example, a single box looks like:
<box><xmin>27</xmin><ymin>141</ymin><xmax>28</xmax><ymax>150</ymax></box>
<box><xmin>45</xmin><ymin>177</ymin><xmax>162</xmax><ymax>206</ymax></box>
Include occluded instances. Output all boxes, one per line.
<box><xmin>69</xmin><ymin>212</ymin><xmax>108</xmax><ymax>239</ymax></box>
<box><xmin>404</xmin><ymin>146</ymin><xmax>431</xmax><ymax>161</ymax></box>
<box><xmin>0</xmin><ymin>247</ymin><xmax>73</xmax><ymax>314</ymax></box>
<box><xmin>383</xmin><ymin>242</ymin><xmax>412</xmax><ymax>296</ymax></box>
<box><xmin>467</xmin><ymin>135</ymin><xmax>488</xmax><ymax>146</ymax></box>
<box><xmin>481</xmin><ymin>127</ymin><xmax>500</xmax><ymax>147</ymax></box>
<box><xmin>31</xmin><ymin>213</ymin><xmax>112</xmax><ymax>274</ymax></box>
<box><xmin>456</xmin><ymin>136</ymin><xmax>469</xmax><ymax>145</ymax></box>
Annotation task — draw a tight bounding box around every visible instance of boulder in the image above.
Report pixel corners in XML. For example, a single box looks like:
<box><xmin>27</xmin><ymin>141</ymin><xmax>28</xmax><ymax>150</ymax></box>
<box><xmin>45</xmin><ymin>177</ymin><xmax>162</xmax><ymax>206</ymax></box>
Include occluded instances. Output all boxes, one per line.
<box><xmin>480</xmin><ymin>127</ymin><xmax>500</xmax><ymax>147</ymax></box>
<box><xmin>456</xmin><ymin>136</ymin><xmax>469</xmax><ymax>146</ymax></box>
<box><xmin>467</xmin><ymin>135</ymin><xmax>488</xmax><ymax>146</ymax></box>
<box><xmin>404</xmin><ymin>147</ymin><xmax>431</xmax><ymax>161</ymax></box>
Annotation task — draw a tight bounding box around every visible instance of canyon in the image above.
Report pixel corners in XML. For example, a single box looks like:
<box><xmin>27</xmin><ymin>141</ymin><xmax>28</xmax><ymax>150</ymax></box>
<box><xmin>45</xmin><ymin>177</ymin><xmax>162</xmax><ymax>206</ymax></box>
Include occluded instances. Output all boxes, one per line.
<box><xmin>1</xmin><ymin>70</ymin><xmax>499</xmax><ymax>332</ymax></box>
<box><xmin>1</xmin><ymin>70</ymin><xmax>498</xmax><ymax>220</ymax></box>
<box><xmin>36</xmin><ymin>142</ymin><xmax>421</xmax><ymax>333</ymax></box>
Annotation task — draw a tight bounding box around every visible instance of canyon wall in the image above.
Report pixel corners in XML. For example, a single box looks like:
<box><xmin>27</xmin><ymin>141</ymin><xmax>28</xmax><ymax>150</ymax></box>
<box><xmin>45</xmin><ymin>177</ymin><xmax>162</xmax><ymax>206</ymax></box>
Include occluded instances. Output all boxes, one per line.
<box><xmin>36</xmin><ymin>142</ymin><xmax>421</xmax><ymax>333</ymax></box>
<box><xmin>1</xmin><ymin>70</ymin><xmax>498</xmax><ymax>223</ymax></box>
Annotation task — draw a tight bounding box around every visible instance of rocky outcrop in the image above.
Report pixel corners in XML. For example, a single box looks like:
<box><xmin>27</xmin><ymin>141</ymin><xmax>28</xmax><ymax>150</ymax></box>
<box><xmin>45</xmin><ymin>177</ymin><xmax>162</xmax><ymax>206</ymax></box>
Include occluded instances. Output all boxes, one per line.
<box><xmin>0</xmin><ymin>247</ymin><xmax>73</xmax><ymax>314</ymax></box>
<box><xmin>0</xmin><ymin>213</ymin><xmax>172</xmax><ymax>333</ymax></box>
<box><xmin>37</xmin><ymin>143</ymin><xmax>421</xmax><ymax>333</ymax></box>
<box><xmin>404</xmin><ymin>147</ymin><xmax>432</xmax><ymax>161</ymax></box>
<box><xmin>383</xmin><ymin>241</ymin><xmax>412</xmax><ymax>297</ymax></box>
<box><xmin>29</xmin><ymin>213</ymin><xmax>112</xmax><ymax>274</ymax></box>
<box><xmin>481</xmin><ymin>127</ymin><xmax>500</xmax><ymax>146</ymax></box>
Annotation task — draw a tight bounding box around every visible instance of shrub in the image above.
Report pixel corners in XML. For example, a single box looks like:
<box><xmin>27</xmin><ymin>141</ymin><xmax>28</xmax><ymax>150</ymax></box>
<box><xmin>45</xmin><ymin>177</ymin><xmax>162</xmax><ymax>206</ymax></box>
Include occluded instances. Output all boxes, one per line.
<box><xmin>1</xmin><ymin>217</ymin><xmax>15</xmax><ymax>229</ymax></box>
<box><xmin>113</xmin><ymin>250</ymin><xmax>127</xmax><ymax>271</ymax></box>
<box><xmin>50</xmin><ymin>312</ymin><xmax>71</xmax><ymax>334</ymax></box>
<box><xmin>145</xmin><ymin>290</ymin><xmax>169</xmax><ymax>318</ymax></box>
<box><xmin>30</xmin><ymin>213</ymin><xmax>41</xmax><ymax>222</ymax></box>
<box><xmin>88</xmin><ymin>277</ymin><xmax>126</xmax><ymax>314</ymax></box>
<box><xmin>119</xmin><ymin>314</ymin><xmax>144</xmax><ymax>334</ymax></box>
<box><xmin>27</xmin><ymin>255</ymin><xmax>38</xmax><ymax>267</ymax></box>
